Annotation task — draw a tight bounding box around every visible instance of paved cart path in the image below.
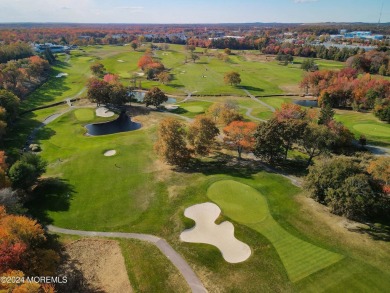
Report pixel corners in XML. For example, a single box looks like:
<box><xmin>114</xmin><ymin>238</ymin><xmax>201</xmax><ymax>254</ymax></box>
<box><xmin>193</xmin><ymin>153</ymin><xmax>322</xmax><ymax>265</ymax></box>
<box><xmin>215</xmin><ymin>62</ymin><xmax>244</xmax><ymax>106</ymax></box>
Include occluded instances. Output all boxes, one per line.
<box><xmin>47</xmin><ymin>225</ymin><xmax>207</xmax><ymax>293</ymax></box>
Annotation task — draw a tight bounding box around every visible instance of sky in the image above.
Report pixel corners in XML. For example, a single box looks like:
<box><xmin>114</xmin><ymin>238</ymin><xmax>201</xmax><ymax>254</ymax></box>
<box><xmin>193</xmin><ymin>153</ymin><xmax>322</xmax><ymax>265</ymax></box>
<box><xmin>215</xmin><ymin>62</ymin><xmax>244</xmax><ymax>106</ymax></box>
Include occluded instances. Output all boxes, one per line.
<box><xmin>0</xmin><ymin>0</ymin><xmax>388</xmax><ymax>24</ymax></box>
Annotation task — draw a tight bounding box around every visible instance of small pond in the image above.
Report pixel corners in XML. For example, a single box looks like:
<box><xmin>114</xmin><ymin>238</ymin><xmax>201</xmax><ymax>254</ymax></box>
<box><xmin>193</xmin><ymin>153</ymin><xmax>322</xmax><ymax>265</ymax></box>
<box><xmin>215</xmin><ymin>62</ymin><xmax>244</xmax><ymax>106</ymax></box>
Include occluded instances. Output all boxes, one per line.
<box><xmin>293</xmin><ymin>99</ymin><xmax>318</xmax><ymax>108</ymax></box>
<box><xmin>85</xmin><ymin>111</ymin><xmax>141</xmax><ymax>136</ymax></box>
<box><xmin>131</xmin><ymin>91</ymin><xmax>177</xmax><ymax>104</ymax></box>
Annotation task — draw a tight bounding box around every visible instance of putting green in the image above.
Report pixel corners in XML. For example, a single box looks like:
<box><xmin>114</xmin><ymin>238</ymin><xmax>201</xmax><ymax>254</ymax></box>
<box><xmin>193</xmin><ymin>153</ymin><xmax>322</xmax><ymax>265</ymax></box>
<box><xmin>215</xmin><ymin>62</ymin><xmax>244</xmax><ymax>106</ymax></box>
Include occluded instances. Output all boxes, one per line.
<box><xmin>183</xmin><ymin>105</ymin><xmax>204</xmax><ymax>113</ymax></box>
<box><xmin>353</xmin><ymin>124</ymin><xmax>390</xmax><ymax>137</ymax></box>
<box><xmin>74</xmin><ymin>108</ymin><xmax>95</xmax><ymax>121</ymax></box>
<box><xmin>207</xmin><ymin>180</ymin><xmax>343</xmax><ymax>282</ymax></box>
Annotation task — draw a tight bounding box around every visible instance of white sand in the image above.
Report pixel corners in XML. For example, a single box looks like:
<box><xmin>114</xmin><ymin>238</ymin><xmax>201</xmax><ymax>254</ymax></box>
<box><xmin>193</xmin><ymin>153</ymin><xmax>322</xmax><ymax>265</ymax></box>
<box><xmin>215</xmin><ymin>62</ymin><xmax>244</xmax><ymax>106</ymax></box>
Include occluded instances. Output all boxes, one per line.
<box><xmin>104</xmin><ymin>150</ymin><xmax>116</xmax><ymax>157</ymax></box>
<box><xmin>164</xmin><ymin>105</ymin><xmax>179</xmax><ymax>110</ymax></box>
<box><xmin>180</xmin><ymin>202</ymin><xmax>251</xmax><ymax>263</ymax></box>
<box><xmin>96</xmin><ymin>107</ymin><xmax>115</xmax><ymax>118</ymax></box>
<box><xmin>135</xmin><ymin>72</ymin><xmax>145</xmax><ymax>76</ymax></box>
<box><xmin>117</xmin><ymin>59</ymin><xmax>125</xmax><ymax>63</ymax></box>
<box><xmin>56</xmin><ymin>73</ymin><xmax>68</xmax><ymax>78</ymax></box>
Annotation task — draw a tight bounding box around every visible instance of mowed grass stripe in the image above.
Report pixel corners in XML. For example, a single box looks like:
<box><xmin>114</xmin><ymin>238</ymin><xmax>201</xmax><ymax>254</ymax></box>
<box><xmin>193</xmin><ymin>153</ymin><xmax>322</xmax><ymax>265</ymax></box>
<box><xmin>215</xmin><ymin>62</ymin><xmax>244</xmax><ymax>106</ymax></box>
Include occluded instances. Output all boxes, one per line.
<box><xmin>208</xmin><ymin>180</ymin><xmax>343</xmax><ymax>282</ymax></box>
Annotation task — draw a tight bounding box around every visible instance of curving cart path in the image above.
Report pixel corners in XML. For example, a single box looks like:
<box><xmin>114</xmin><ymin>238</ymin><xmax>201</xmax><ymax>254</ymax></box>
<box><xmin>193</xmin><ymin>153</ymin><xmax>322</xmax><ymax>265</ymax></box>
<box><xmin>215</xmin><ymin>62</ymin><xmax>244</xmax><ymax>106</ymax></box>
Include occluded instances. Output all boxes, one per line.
<box><xmin>47</xmin><ymin>225</ymin><xmax>207</xmax><ymax>293</ymax></box>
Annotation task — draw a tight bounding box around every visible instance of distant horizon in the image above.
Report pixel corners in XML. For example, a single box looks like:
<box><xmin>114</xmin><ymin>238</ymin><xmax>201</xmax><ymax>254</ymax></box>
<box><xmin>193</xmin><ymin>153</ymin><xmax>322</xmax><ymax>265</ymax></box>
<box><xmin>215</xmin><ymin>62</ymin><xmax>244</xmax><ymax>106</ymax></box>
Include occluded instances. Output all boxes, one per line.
<box><xmin>0</xmin><ymin>0</ymin><xmax>388</xmax><ymax>24</ymax></box>
<box><xmin>0</xmin><ymin>21</ymin><xmax>389</xmax><ymax>25</ymax></box>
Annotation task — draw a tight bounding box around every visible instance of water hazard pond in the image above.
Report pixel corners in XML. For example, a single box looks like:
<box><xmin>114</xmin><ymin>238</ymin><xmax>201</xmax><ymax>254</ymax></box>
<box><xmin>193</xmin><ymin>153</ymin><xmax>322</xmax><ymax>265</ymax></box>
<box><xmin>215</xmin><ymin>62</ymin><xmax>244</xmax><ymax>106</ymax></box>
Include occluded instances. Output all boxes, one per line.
<box><xmin>85</xmin><ymin>111</ymin><xmax>141</xmax><ymax>136</ymax></box>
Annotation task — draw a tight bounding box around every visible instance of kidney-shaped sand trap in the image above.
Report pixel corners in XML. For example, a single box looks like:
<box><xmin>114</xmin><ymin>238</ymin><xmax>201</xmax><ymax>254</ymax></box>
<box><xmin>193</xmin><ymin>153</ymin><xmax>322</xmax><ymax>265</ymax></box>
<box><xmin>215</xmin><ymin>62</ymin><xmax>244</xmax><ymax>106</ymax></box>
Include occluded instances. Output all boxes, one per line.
<box><xmin>180</xmin><ymin>202</ymin><xmax>251</xmax><ymax>263</ymax></box>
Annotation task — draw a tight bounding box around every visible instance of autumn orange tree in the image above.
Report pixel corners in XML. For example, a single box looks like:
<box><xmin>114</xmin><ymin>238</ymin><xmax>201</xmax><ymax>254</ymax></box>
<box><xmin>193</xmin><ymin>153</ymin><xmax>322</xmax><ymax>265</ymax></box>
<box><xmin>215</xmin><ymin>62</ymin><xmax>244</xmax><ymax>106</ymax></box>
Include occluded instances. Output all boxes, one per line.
<box><xmin>155</xmin><ymin>118</ymin><xmax>190</xmax><ymax>166</ymax></box>
<box><xmin>0</xmin><ymin>206</ymin><xmax>59</xmax><ymax>279</ymax></box>
<box><xmin>188</xmin><ymin>115</ymin><xmax>219</xmax><ymax>156</ymax></box>
<box><xmin>367</xmin><ymin>157</ymin><xmax>390</xmax><ymax>194</ymax></box>
<box><xmin>223</xmin><ymin>121</ymin><xmax>257</xmax><ymax>159</ymax></box>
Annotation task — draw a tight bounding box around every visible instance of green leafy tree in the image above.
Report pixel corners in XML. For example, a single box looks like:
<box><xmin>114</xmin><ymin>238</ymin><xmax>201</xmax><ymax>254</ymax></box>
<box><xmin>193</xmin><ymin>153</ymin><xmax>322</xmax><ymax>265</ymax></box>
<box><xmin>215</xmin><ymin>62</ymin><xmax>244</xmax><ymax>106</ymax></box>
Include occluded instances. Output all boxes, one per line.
<box><xmin>0</xmin><ymin>89</ymin><xmax>20</xmax><ymax>122</ymax></box>
<box><xmin>144</xmin><ymin>87</ymin><xmax>168</xmax><ymax>108</ymax></box>
<box><xmin>326</xmin><ymin>174</ymin><xmax>378</xmax><ymax>220</ymax></box>
<box><xmin>154</xmin><ymin>118</ymin><xmax>190</xmax><ymax>166</ymax></box>
<box><xmin>224</xmin><ymin>71</ymin><xmax>241</xmax><ymax>86</ymax></box>
<box><xmin>304</xmin><ymin>156</ymin><xmax>360</xmax><ymax>203</ymax></box>
<box><xmin>90</xmin><ymin>62</ymin><xmax>106</xmax><ymax>78</ymax></box>
<box><xmin>108</xmin><ymin>83</ymin><xmax>129</xmax><ymax>108</ymax></box>
<box><xmin>318</xmin><ymin>103</ymin><xmax>335</xmax><ymax>125</ymax></box>
<box><xmin>298</xmin><ymin>123</ymin><xmax>334</xmax><ymax>166</ymax></box>
<box><xmin>130</xmin><ymin>41</ymin><xmax>138</xmax><ymax>51</ymax></box>
<box><xmin>253</xmin><ymin>118</ymin><xmax>284</xmax><ymax>163</ymax></box>
<box><xmin>188</xmin><ymin>116</ymin><xmax>219</xmax><ymax>156</ymax></box>
<box><xmin>301</xmin><ymin>58</ymin><xmax>318</xmax><ymax>71</ymax></box>
<box><xmin>190</xmin><ymin>53</ymin><xmax>200</xmax><ymax>63</ymax></box>
<box><xmin>9</xmin><ymin>154</ymin><xmax>47</xmax><ymax>190</ymax></box>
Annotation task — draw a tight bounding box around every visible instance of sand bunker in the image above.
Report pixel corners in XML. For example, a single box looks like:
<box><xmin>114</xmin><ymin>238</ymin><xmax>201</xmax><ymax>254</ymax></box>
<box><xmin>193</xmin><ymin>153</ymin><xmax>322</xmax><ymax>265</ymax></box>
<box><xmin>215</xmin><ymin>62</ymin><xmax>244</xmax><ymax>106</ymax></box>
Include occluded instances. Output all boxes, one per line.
<box><xmin>135</xmin><ymin>72</ymin><xmax>145</xmax><ymax>76</ymax></box>
<box><xmin>96</xmin><ymin>107</ymin><xmax>115</xmax><ymax>118</ymax></box>
<box><xmin>56</xmin><ymin>73</ymin><xmax>68</xmax><ymax>78</ymax></box>
<box><xmin>164</xmin><ymin>105</ymin><xmax>179</xmax><ymax>110</ymax></box>
<box><xmin>104</xmin><ymin>150</ymin><xmax>116</xmax><ymax>157</ymax></box>
<box><xmin>117</xmin><ymin>59</ymin><xmax>125</xmax><ymax>63</ymax></box>
<box><xmin>180</xmin><ymin>202</ymin><xmax>251</xmax><ymax>263</ymax></box>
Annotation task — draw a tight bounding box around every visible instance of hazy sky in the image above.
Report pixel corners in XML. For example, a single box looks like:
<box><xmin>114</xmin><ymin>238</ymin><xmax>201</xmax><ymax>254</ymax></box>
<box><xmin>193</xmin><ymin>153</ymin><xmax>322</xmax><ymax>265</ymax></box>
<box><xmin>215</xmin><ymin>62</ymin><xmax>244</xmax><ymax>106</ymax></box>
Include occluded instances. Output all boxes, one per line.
<box><xmin>0</xmin><ymin>0</ymin><xmax>388</xmax><ymax>23</ymax></box>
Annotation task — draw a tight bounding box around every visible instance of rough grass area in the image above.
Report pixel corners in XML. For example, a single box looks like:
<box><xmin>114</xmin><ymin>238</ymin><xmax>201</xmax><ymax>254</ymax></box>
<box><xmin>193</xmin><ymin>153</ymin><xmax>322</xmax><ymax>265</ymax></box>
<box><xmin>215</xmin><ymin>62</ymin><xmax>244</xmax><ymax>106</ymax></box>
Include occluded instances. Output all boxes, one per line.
<box><xmin>119</xmin><ymin>239</ymin><xmax>190</xmax><ymax>293</ymax></box>
<box><xmin>207</xmin><ymin>180</ymin><xmax>343</xmax><ymax>282</ymax></box>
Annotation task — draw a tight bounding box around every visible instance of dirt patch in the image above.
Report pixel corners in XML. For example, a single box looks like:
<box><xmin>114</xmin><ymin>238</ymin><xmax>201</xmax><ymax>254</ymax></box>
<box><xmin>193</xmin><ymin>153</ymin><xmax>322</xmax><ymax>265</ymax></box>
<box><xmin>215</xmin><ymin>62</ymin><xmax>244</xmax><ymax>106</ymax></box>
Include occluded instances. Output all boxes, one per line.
<box><xmin>61</xmin><ymin>239</ymin><xmax>132</xmax><ymax>293</ymax></box>
<box><xmin>242</xmin><ymin>53</ymin><xmax>275</xmax><ymax>63</ymax></box>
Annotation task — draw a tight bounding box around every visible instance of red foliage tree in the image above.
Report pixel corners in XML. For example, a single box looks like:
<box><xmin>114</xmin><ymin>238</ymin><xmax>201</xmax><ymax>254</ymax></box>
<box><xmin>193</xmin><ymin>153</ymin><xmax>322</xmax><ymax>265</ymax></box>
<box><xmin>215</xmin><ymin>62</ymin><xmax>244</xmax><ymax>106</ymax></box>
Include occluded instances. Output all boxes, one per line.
<box><xmin>223</xmin><ymin>121</ymin><xmax>257</xmax><ymax>158</ymax></box>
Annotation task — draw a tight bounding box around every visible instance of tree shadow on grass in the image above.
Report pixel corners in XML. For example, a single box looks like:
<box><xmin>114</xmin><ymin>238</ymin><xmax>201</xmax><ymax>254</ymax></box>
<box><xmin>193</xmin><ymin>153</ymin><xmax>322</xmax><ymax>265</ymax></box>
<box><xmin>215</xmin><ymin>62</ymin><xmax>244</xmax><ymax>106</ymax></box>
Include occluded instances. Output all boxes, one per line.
<box><xmin>26</xmin><ymin>177</ymin><xmax>75</xmax><ymax>225</ymax></box>
<box><xmin>53</xmin><ymin>60</ymin><xmax>71</xmax><ymax>69</ymax></box>
<box><xmin>240</xmin><ymin>85</ymin><xmax>264</xmax><ymax>92</ymax></box>
<box><xmin>168</xmin><ymin>83</ymin><xmax>185</xmax><ymax>89</ymax></box>
<box><xmin>171</xmin><ymin>108</ymin><xmax>188</xmax><ymax>115</ymax></box>
<box><xmin>35</xmin><ymin>126</ymin><xmax>56</xmax><ymax>141</ymax></box>
<box><xmin>24</xmin><ymin>74</ymin><xmax>71</xmax><ymax>109</ymax></box>
<box><xmin>175</xmin><ymin>152</ymin><xmax>264</xmax><ymax>179</ymax></box>
<box><xmin>348</xmin><ymin>223</ymin><xmax>390</xmax><ymax>242</ymax></box>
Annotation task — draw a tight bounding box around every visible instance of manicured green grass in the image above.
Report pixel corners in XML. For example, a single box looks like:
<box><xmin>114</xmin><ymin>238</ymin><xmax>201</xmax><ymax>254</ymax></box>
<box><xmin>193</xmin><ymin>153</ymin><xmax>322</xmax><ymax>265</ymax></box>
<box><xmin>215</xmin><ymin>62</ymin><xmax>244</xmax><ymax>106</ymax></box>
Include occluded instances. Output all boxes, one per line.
<box><xmin>207</xmin><ymin>180</ymin><xmax>343</xmax><ymax>282</ymax></box>
<box><xmin>93</xmin><ymin>44</ymin><xmax>306</xmax><ymax>96</ymax></box>
<box><xmin>335</xmin><ymin>109</ymin><xmax>390</xmax><ymax>147</ymax></box>
<box><xmin>173</xmin><ymin>100</ymin><xmax>212</xmax><ymax>118</ymax></box>
<box><xmin>74</xmin><ymin>108</ymin><xmax>95</xmax><ymax>121</ymax></box>
<box><xmin>183</xmin><ymin>105</ymin><xmax>204</xmax><ymax>113</ymax></box>
<box><xmin>353</xmin><ymin>124</ymin><xmax>390</xmax><ymax>137</ymax></box>
<box><xmin>30</xmin><ymin>110</ymin><xmax>158</xmax><ymax>231</ymax></box>
<box><xmin>23</xmin><ymin>53</ymin><xmax>92</xmax><ymax>110</ymax></box>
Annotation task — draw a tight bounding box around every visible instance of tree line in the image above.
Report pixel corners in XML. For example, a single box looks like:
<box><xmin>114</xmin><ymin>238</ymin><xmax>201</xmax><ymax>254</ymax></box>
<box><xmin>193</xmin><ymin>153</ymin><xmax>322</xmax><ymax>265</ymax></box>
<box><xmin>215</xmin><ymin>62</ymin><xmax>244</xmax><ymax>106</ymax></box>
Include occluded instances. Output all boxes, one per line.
<box><xmin>301</xmin><ymin>68</ymin><xmax>390</xmax><ymax>122</ymax></box>
<box><xmin>0</xmin><ymin>42</ymin><xmax>34</xmax><ymax>64</ymax></box>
